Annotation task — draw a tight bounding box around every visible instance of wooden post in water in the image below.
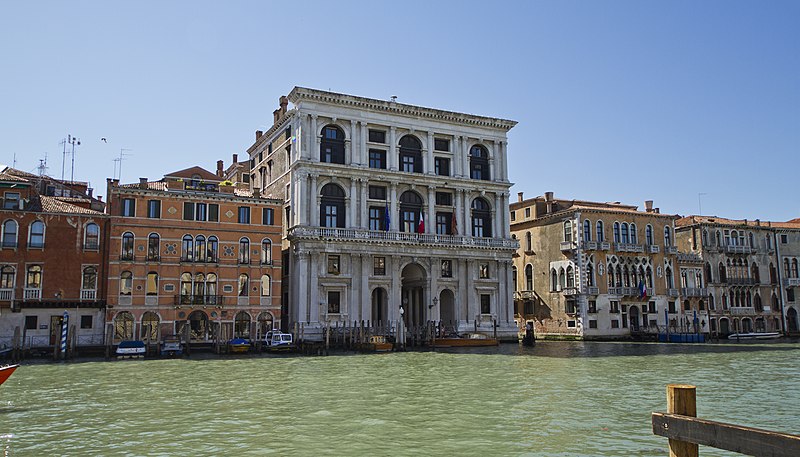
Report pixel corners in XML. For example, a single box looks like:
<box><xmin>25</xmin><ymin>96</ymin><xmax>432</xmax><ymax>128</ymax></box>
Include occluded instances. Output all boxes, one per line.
<box><xmin>183</xmin><ymin>322</ymin><xmax>191</xmax><ymax>357</ymax></box>
<box><xmin>69</xmin><ymin>324</ymin><xmax>77</xmax><ymax>359</ymax></box>
<box><xmin>667</xmin><ymin>384</ymin><xmax>698</xmax><ymax>457</ymax></box>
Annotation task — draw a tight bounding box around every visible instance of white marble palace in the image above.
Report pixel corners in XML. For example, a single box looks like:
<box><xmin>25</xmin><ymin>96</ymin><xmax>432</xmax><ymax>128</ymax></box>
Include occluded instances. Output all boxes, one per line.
<box><xmin>246</xmin><ymin>87</ymin><xmax>518</xmax><ymax>341</ymax></box>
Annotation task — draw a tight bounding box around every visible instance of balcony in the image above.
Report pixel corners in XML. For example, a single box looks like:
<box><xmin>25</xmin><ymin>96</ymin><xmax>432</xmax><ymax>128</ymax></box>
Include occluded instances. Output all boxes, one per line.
<box><xmin>609</xmin><ymin>287</ymin><xmax>638</xmax><ymax>296</ymax></box>
<box><xmin>24</xmin><ymin>288</ymin><xmax>41</xmax><ymax>301</ymax></box>
<box><xmin>647</xmin><ymin>245</ymin><xmax>660</xmax><ymax>254</ymax></box>
<box><xmin>665</xmin><ymin>246</ymin><xmax>679</xmax><ymax>254</ymax></box>
<box><xmin>119</xmin><ymin>254</ymin><xmax>135</xmax><ymax>262</ymax></box>
<box><xmin>677</xmin><ymin>252</ymin><xmax>703</xmax><ymax>263</ymax></box>
<box><xmin>562</xmin><ymin>287</ymin><xmax>579</xmax><ymax>296</ymax></box>
<box><xmin>784</xmin><ymin>278</ymin><xmax>800</xmax><ymax>287</ymax></box>
<box><xmin>599</xmin><ymin>242</ymin><xmax>611</xmax><ymax>250</ymax></box>
<box><xmin>80</xmin><ymin>289</ymin><xmax>97</xmax><ymax>301</ymax></box>
<box><xmin>668</xmin><ymin>288</ymin><xmax>679</xmax><ymax>297</ymax></box>
<box><xmin>584</xmin><ymin>241</ymin><xmax>598</xmax><ymax>250</ymax></box>
<box><xmin>724</xmin><ymin>277</ymin><xmax>758</xmax><ymax>286</ymax></box>
<box><xmin>0</xmin><ymin>289</ymin><xmax>13</xmax><ymax>301</ymax></box>
<box><xmin>730</xmin><ymin>307</ymin><xmax>755</xmax><ymax>315</ymax></box>
<box><xmin>514</xmin><ymin>290</ymin><xmax>536</xmax><ymax>300</ymax></box>
<box><xmin>560</xmin><ymin>241</ymin><xmax>576</xmax><ymax>252</ymax></box>
<box><xmin>587</xmin><ymin>286</ymin><xmax>599</xmax><ymax>295</ymax></box>
<box><xmin>146</xmin><ymin>254</ymin><xmax>160</xmax><ymax>262</ymax></box>
<box><xmin>175</xmin><ymin>294</ymin><xmax>225</xmax><ymax>306</ymax></box>
<box><xmin>681</xmin><ymin>287</ymin><xmax>708</xmax><ymax>297</ymax></box>
<box><xmin>614</xmin><ymin>243</ymin><xmax>644</xmax><ymax>253</ymax></box>
<box><xmin>288</xmin><ymin>227</ymin><xmax>520</xmax><ymax>250</ymax></box>
<box><xmin>725</xmin><ymin>245</ymin><xmax>753</xmax><ymax>254</ymax></box>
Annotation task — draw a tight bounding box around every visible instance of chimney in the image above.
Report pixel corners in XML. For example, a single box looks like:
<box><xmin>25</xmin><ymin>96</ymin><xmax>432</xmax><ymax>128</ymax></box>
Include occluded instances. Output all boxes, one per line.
<box><xmin>87</xmin><ymin>188</ymin><xmax>93</xmax><ymax>198</ymax></box>
<box><xmin>756</xmin><ymin>219</ymin><xmax>761</xmax><ymax>226</ymax></box>
<box><xmin>517</xmin><ymin>192</ymin><xmax>524</xmax><ymax>203</ymax></box>
<box><xmin>256</xmin><ymin>130</ymin><xmax>263</xmax><ymax>141</ymax></box>
<box><xmin>216</xmin><ymin>160</ymin><xmax>224</xmax><ymax>177</ymax></box>
<box><xmin>273</xmin><ymin>109</ymin><xmax>281</xmax><ymax>124</ymax></box>
<box><xmin>97</xmin><ymin>195</ymin><xmax>103</xmax><ymax>202</ymax></box>
<box><xmin>645</xmin><ymin>200</ymin><xmax>653</xmax><ymax>212</ymax></box>
<box><xmin>545</xmin><ymin>191</ymin><xmax>554</xmax><ymax>214</ymax></box>
<box><xmin>279</xmin><ymin>96</ymin><xmax>288</xmax><ymax>116</ymax></box>
<box><xmin>253</xmin><ymin>188</ymin><xmax>261</xmax><ymax>198</ymax></box>
<box><xmin>655</xmin><ymin>208</ymin><xmax>660</xmax><ymax>214</ymax></box>
<box><xmin>233</xmin><ymin>153</ymin><xmax>238</xmax><ymax>164</ymax></box>
<box><xmin>139</xmin><ymin>177</ymin><xmax>148</xmax><ymax>189</ymax></box>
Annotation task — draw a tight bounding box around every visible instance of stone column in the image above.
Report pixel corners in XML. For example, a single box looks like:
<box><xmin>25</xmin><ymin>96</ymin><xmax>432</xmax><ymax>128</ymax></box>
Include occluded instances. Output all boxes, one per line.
<box><xmin>389</xmin><ymin>255</ymin><xmax>401</xmax><ymax>322</ymax></box>
<box><xmin>462</xmin><ymin>137</ymin><xmax>470</xmax><ymax>179</ymax></box>
<box><xmin>310</xmin><ymin>174</ymin><xmax>319</xmax><ymax>227</ymax></box>
<box><xmin>429</xmin><ymin>257</ymin><xmax>439</xmax><ymax>321</ymax></box>
<box><xmin>427</xmin><ymin>185</ymin><xmax>435</xmax><ymax>235</ymax></box>
<box><xmin>389</xmin><ymin>126</ymin><xmax>397</xmax><ymax>171</ymax></box>
<box><xmin>426</xmin><ymin>131</ymin><xmax>435</xmax><ymax>175</ymax></box>
<box><xmin>466</xmin><ymin>259</ymin><xmax>475</xmax><ymax>321</ymax></box>
<box><xmin>496</xmin><ymin>140</ymin><xmax>506</xmax><ymax>181</ymax></box>
<box><xmin>360</xmin><ymin>178</ymin><xmax>369</xmax><ymax>229</ymax></box>
<box><xmin>361</xmin><ymin>254</ymin><xmax>370</xmax><ymax>321</ymax></box>
<box><xmin>462</xmin><ymin>190</ymin><xmax>471</xmax><ymax>237</ymax></box>
<box><xmin>453</xmin><ymin>136</ymin><xmax>462</xmax><ymax>177</ymax></box>
<box><xmin>503</xmin><ymin>192</ymin><xmax>511</xmax><ymax>238</ymax></box>
<box><xmin>390</xmin><ymin>181</ymin><xmax>398</xmax><ymax>231</ymax></box>
<box><xmin>348</xmin><ymin>178</ymin><xmax>357</xmax><ymax>228</ymax></box>
<box><xmin>310</xmin><ymin>115</ymin><xmax>318</xmax><ymax>161</ymax></box>
<box><xmin>505</xmin><ymin>260</ymin><xmax>514</xmax><ymax>324</ymax></box>
<box><xmin>349</xmin><ymin>120</ymin><xmax>357</xmax><ymax>166</ymax></box>
<box><xmin>494</xmin><ymin>192</ymin><xmax>502</xmax><ymax>239</ymax></box>
<box><xmin>455</xmin><ymin>188</ymin><xmax>464</xmax><ymax>236</ymax></box>
<box><xmin>309</xmin><ymin>252</ymin><xmax>320</xmax><ymax>325</ymax></box>
<box><xmin>359</xmin><ymin>121</ymin><xmax>368</xmax><ymax>167</ymax></box>
<box><xmin>297</xmin><ymin>251</ymin><xmax>309</xmax><ymax>322</ymax></box>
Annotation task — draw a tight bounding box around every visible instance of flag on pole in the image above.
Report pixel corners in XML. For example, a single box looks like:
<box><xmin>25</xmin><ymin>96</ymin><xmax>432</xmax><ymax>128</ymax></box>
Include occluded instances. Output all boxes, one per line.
<box><xmin>384</xmin><ymin>201</ymin><xmax>390</xmax><ymax>231</ymax></box>
<box><xmin>638</xmin><ymin>280</ymin><xmax>647</xmax><ymax>299</ymax></box>
<box><xmin>418</xmin><ymin>212</ymin><xmax>425</xmax><ymax>234</ymax></box>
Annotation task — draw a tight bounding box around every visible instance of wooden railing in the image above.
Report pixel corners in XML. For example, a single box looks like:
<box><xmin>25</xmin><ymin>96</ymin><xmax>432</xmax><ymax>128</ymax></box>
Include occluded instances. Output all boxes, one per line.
<box><xmin>652</xmin><ymin>384</ymin><xmax>800</xmax><ymax>457</ymax></box>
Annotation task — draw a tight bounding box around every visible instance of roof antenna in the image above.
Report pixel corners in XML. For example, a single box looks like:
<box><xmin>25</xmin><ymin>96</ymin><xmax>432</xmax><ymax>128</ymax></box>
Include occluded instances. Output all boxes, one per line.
<box><xmin>390</xmin><ymin>95</ymin><xmax>398</xmax><ymax>103</ymax></box>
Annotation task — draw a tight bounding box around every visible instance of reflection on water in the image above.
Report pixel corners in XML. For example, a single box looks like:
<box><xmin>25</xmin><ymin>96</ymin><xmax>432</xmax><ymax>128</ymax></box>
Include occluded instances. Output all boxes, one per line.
<box><xmin>2</xmin><ymin>341</ymin><xmax>799</xmax><ymax>456</ymax></box>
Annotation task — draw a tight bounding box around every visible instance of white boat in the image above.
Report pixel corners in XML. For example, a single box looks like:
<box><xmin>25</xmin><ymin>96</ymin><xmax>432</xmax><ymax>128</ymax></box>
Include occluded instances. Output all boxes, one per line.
<box><xmin>727</xmin><ymin>332</ymin><xmax>781</xmax><ymax>340</ymax></box>
<box><xmin>264</xmin><ymin>331</ymin><xmax>294</xmax><ymax>351</ymax></box>
<box><xmin>116</xmin><ymin>340</ymin><xmax>146</xmax><ymax>357</ymax></box>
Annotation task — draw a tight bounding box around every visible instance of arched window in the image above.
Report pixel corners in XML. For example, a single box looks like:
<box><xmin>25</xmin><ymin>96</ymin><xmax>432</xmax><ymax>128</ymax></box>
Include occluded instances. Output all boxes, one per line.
<box><xmin>748</xmin><ymin>232</ymin><xmax>755</xmax><ymax>247</ymax></box>
<box><xmin>769</xmin><ymin>263</ymin><xmax>777</xmax><ymax>284</ymax></box>
<box><xmin>141</xmin><ymin>311</ymin><xmax>160</xmax><ymax>341</ymax></box>
<box><xmin>621</xmin><ymin>223</ymin><xmax>629</xmax><ymax>244</ymax></box>
<box><xmin>400</xmin><ymin>191</ymin><xmax>423</xmax><ymax>233</ymax></box>
<box><xmin>0</xmin><ymin>266</ymin><xmax>15</xmax><ymax>289</ymax></box>
<box><xmin>147</xmin><ymin>233</ymin><xmax>160</xmax><ymax>261</ymax></box>
<box><xmin>469</xmin><ymin>144</ymin><xmax>490</xmax><ymax>180</ymax></box>
<box><xmin>194</xmin><ymin>273</ymin><xmax>206</xmax><ymax>300</ymax></box>
<box><xmin>25</xmin><ymin>265</ymin><xmax>42</xmax><ymax>289</ymax></box>
<box><xmin>525</xmin><ymin>264</ymin><xmax>534</xmax><ymax>291</ymax></box>
<box><xmin>195</xmin><ymin>235</ymin><xmax>206</xmax><ymax>262</ymax></box>
<box><xmin>238</xmin><ymin>273</ymin><xmax>249</xmax><ymax>297</ymax></box>
<box><xmin>665</xmin><ymin>267</ymin><xmax>674</xmax><ymax>289</ymax></box>
<box><xmin>84</xmin><ymin>223</ymin><xmax>99</xmax><ymax>250</ymax></box>
<box><xmin>399</xmin><ymin>135</ymin><xmax>423</xmax><ymax>173</ymax></box>
<box><xmin>784</xmin><ymin>258</ymin><xmax>791</xmax><ymax>277</ymax></box>
<box><xmin>28</xmin><ymin>220</ymin><xmax>45</xmax><ymax>248</ymax></box>
<box><xmin>613</xmin><ymin>222</ymin><xmax>620</xmax><ymax>243</ymax></box>
<box><xmin>525</xmin><ymin>232</ymin><xmax>532</xmax><ymax>251</ymax></box>
<box><xmin>181</xmin><ymin>234</ymin><xmax>193</xmax><ymax>262</ymax></box>
<box><xmin>261</xmin><ymin>239</ymin><xmax>272</xmax><ymax>264</ymax></box>
<box><xmin>471</xmin><ymin>198</ymin><xmax>492</xmax><ymax>238</ymax></box>
<box><xmin>566</xmin><ymin>266</ymin><xmax>575</xmax><ymax>288</ymax></box>
<box><xmin>754</xmin><ymin>294</ymin><xmax>763</xmax><ymax>312</ymax></box>
<box><xmin>512</xmin><ymin>266</ymin><xmax>518</xmax><ymax>291</ymax></box>
<box><xmin>564</xmin><ymin>220</ymin><xmax>573</xmax><ymax>242</ymax></box>
<box><xmin>664</xmin><ymin>226</ymin><xmax>672</xmax><ymax>247</ymax></box>
<box><xmin>586</xmin><ymin>263</ymin><xmax>594</xmax><ymax>287</ymax></box>
<box><xmin>2</xmin><ymin>220</ymin><xmax>18</xmax><ymax>248</ymax></box>
<box><xmin>551</xmin><ymin>269</ymin><xmax>558</xmax><ymax>292</ymax></box>
<box><xmin>558</xmin><ymin>268</ymin><xmax>566</xmax><ymax>290</ymax></box>
<box><xmin>596</xmin><ymin>221</ymin><xmax>604</xmax><ymax>242</ymax></box>
<box><xmin>207</xmin><ymin>236</ymin><xmax>218</xmax><ymax>263</ymax></box>
<box><xmin>320</xmin><ymin>125</ymin><xmax>345</xmax><ymax>164</ymax></box>
<box><xmin>793</xmin><ymin>259</ymin><xmax>799</xmax><ymax>278</ymax></box>
<box><xmin>645</xmin><ymin>224</ymin><xmax>653</xmax><ymax>245</ymax></box>
<box><xmin>583</xmin><ymin>220</ymin><xmax>591</xmax><ymax>242</ymax></box>
<box><xmin>239</xmin><ymin>237</ymin><xmax>250</xmax><ymax>264</ymax></box>
<box><xmin>146</xmin><ymin>272</ymin><xmax>158</xmax><ymax>296</ymax></box>
<box><xmin>702</xmin><ymin>229</ymin><xmax>709</xmax><ymax>246</ymax></box>
<box><xmin>234</xmin><ymin>311</ymin><xmax>251</xmax><ymax>338</ymax></box>
<box><xmin>81</xmin><ymin>266</ymin><xmax>97</xmax><ymax>292</ymax></box>
<box><xmin>715</xmin><ymin>230</ymin><xmax>721</xmax><ymax>246</ymax></box>
<box><xmin>630</xmin><ymin>223</ymin><xmax>638</xmax><ymax>244</ymax></box>
<box><xmin>718</xmin><ymin>262</ymin><xmax>727</xmax><ymax>283</ymax></box>
<box><xmin>206</xmin><ymin>273</ymin><xmax>218</xmax><ymax>304</ymax></box>
<box><xmin>646</xmin><ymin>266</ymin><xmax>653</xmax><ymax>289</ymax></box>
<box><xmin>121</xmin><ymin>232</ymin><xmax>135</xmax><ymax>260</ymax></box>
<box><xmin>120</xmin><ymin>271</ymin><xmax>133</xmax><ymax>296</ymax></box>
<box><xmin>260</xmin><ymin>274</ymin><xmax>271</xmax><ymax>296</ymax></box>
<box><xmin>320</xmin><ymin>183</ymin><xmax>346</xmax><ymax>228</ymax></box>
<box><xmin>180</xmin><ymin>272</ymin><xmax>192</xmax><ymax>303</ymax></box>
<box><xmin>751</xmin><ymin>263</ymin><xmax>760</xmax><ymax>283</ymax></box>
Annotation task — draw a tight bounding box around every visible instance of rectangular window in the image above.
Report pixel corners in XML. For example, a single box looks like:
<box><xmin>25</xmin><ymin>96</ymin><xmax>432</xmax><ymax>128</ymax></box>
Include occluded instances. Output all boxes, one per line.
<box><xmin>368</xmin><ymin>129</ymin><xmax>386</xmax><ymax>144</ymax></box>
<box><xmin>788</xmin><ymin>288</ymin><xmax>795</xmax><ymax>302</ymax></box>
<box><xmin>610</xmin><ymin>301</ymin><xmax>620</xmax><ymax>313</ymax></box>
<box><xmin>195</xmin><ymin>203</ymin><xmax>207</xmax><ymax>222</ymax></box>
<box><xmin>648</xmin><ymin>301</ymin><xmax>656</xmax><ymax>313</ymax></box>
<box><xmin>238</xmin><ymin>206</ymin><xmax>251</xmax><ymax>224</ymax></box>
<box><xmin>781</xmin><ymin>234</ymin><xmax>788</xmax><ymax>244</ymax></box>
<box><xmin>668</xmin><ymin>301</ymin><xmax>677</xmax><ymax>313</ymax></box>
<box><xmin>121</xmin><ymin>198</ymin><xmax>136</xmax><ymax>217</ymax></box>
<box><xmin>327</xmin><ymin>255</ymin><xmax>340</xmax><ymax>275</ymax></box>
<box><xmin>434</xmin><ymin>157</ymin><xmax>450</xmax><ymax>176</ymax></box>
<box><xmin>434</xmin><ymin>138</ymin><xmax>449</xmax><ymax>152</ymax></box>
<box><xmin>262</xmin><ymin>208</ymin><xmax>274</xmax><ymax>225</ymax></box>
<box><xmin>374</xmin><ymin>257</ymin><xmax>386</xmax><ymax>276</ymax></box>
<box><xmin>327</xmin><ymin>291</ymin><xmax>341</xmax><ymax>314</ymax></box>
<box><xmin>588</xmin><ymin>300</ymin><xmax>597</xmax><ymax>313</ymax></box>
<box><xmin>589</xmin><ymin>320</ymin><xmax>598</xmax><ymax>329</ymax></box>
<box><xmin>479</xmin><ymin>263</ymin><xmax>489</xmax><ymax>279</ymax></box>
<box><xmin>368</xmin><ymin>185</ymin><xmax>387</xmax><ymax>200</ymax></box>
<box><xmin>369</xmin><ymin>207</ymin><xmax>386</xmax><ymax>231</ymax></box>
<box><xmin>510</xmin><ymin>211</ymin><xmax>516</xmax><ymax>221</ymax></box>
<box><xmin>3</xmin><ymin>192</ymin><xmax>20</xmax><ymax>210</ymax></box>
<box><xmin>567</xmin><ymin>320</ymin><xmax>576</xmax><ymax>328</ymax></box>
<box><xmin>183</xmin><ymin>202</ymin><xmax>194</xmax><ymax>221</ymax></box>
<box><xmin>208</xmin><ymin>204</ymin><xmax>219</xmax><ymax>222</ymax></box>
<box><xmin>147</xmin><ymin>200</ymin><xmax>161</xmax><ymax>218</ymax></box>
<box><xmin>435</xmin><ymin>212</ymin><xmax>452</xmax><ymax>235</ymax></box>
<box><xmin>480</xmin><ymin>294</ymin><xmax>491</xmax><ymax>314</ymax></box>
<box><xmin>525</xmin><ymin>208</ymin><xmax>531</xmax><ymax>218</ymax></box>
<box><xmin>369</xmin><ymin>149</ymin><xmax>386</xmax><ymax>169</ymax></box>
<box><xmin>80</xmin><ymin>315</ymin><xmax>93</xmax><ymax>329</ymax></box>
<box><xmin>25</xmin><ymin>315</ymin><xmax>37</xmax><ymax>330</ymax></box>
<box><xmin>441</xmin><ymin>260</ymin><xmax>453</xmax><ymax>278</ymax></box>
<box><xmin>566</xmin><ymin>300</ymin><xmax>577</xmax><ymax>314</ymax></box>
<box><xmin>401</xmin><ymin>154</ymin><xmax>416</xmax><ymax>173</ymax></box>
<box><xmin>435</xmin><ymin>192</ymin><xmax>452</xmax><ymax>206</ymax></box>
<box><xmin>611</xmin><ymin>319</ymin><xmax>620</xmax><ymax>329</ymax></box>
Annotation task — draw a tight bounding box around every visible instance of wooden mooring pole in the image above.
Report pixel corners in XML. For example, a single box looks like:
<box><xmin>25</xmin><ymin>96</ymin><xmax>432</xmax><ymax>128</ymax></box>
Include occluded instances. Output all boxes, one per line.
<box><xmin>666</xmin><ymin>384</ymin><xmax>698</xmax><ymax>457</ymax></box>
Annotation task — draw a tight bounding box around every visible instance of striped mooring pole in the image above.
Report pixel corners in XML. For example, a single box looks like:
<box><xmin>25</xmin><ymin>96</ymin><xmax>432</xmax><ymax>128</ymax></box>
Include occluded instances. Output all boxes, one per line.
<box><xmin>60</xmin><ymin>311</ymin><xmax>69</xmax><ymax>359</ymax></box>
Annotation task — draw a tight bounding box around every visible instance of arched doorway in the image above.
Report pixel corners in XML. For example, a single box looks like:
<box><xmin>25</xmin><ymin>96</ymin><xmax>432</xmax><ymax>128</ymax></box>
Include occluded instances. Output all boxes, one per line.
<box><xmin>439</xmin><ymin>289</ymin><xmax>455</xmax><ymax>324</ymax></box>
<box><xmin>787</xmin><ymin>308</ymin><xmax>799</xmax><ymax>333</ymax></box>
<box><xmin>371</xmin><ymin>287</ymin><xmax>388</xmax><ymax>323</ymax></box>
<box><xmin>188</xmin><ymin>310</ymin><xmax>209</xmax><ymax>341</ymax></box>
<box><xmin>629</xmin><ymin>306</ymin><xmax>640</xmax><ymax>332</ymax></box>
<box><xmin>741</xmin><ymin>318</ymin><xmax>753</xmax><ymax>333</ymax></box>
<box><xmin>234</xmin><ymin>311</ymin><xmax>251</xmax><ymax>339</ymax></box>
<box><xmin>401</xmin><ymin>263</ymin><xmax>427</xmax><ymax>327</ymax></box>
<box><xmin>257</xmin><ymin>312</ymin><xmax>274</xmax><ymax>339</ymax></box>
<box><xmin>141</xmin><ymin>311</ymin><xmax>160</xmax><ymax>342</ymax></box>
<box><xmin>719</xmin><ymin>318</ymin><xmax>731</xmax><ymax>335</ymax></box>
<box><xmin>113</xmin><ymin>311</ymin><xmax>134</xmax><ymax>341</ymax></box>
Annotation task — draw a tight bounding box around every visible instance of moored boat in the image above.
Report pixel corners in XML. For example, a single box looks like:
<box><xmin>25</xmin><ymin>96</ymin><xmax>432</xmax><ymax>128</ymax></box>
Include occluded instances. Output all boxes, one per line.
<box><xmin>116</xmin><ymin>340</ymin><xmax>146</xmax><ymax>358</ymax></box>
<box><xmin>264</xmin><ymin>331</ymin><xmax>294</xmax><ymax>352</ymax></box>
<box><xmin>727</xmin><ymin>332</ymin><xmax>782</xmax><ymax>340</ymax></box>
<box><xmin>432</xmin><ymin>332</ymin><xmax>499</xmax><ymax>348</ymax></box>
<box><xmin>361</xmin><ymin>335</ymin><xmax>394</xmax><ymax>353</ymax></box>
<box><xmin>0</xmin><ymin>364</ymin><xmax>18</xmax><ymax>386</ymax></box>
<box><xmin>228</xmin><ymin>338</ymin><xmax>251</xmax><ymax>353</ymax></box>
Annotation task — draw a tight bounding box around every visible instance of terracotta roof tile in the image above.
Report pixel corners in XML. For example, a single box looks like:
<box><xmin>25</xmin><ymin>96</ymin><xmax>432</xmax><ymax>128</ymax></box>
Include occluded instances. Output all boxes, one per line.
<box><xmin>119</xmin><ymin>181</ymin><xmax>169</xmax><ymax>191</ymax></box>
<box><xmin>38</xmin><ymin>196</ymin><xmax>104</xmax><ymax>215</ymax></box>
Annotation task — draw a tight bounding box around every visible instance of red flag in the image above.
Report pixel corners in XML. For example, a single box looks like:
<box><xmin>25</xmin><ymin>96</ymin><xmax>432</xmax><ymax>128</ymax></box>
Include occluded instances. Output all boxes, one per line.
<box><xmin>418</xmin><ymin>212</ymin><xmax>425</xmax><ymax>233</ymax></box>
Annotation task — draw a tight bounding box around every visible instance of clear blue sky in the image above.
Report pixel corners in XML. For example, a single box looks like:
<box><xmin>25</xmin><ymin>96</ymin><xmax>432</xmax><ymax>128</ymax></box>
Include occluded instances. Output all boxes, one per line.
<box><xmin>2</xmin><ymin>1</ymin><xmax>798</xmax><ymax>220</ymax></box>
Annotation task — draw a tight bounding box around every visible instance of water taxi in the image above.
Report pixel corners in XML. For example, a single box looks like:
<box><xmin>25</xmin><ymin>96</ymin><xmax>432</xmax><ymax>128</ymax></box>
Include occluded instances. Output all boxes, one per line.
<box><xmin>160</xmin><ymin>337</ymin><xmax>184</xmax><ymax>357</ymax></box>
<box><xmin>727</xmin><ymin>332</ymin><xmax>782</xmax><ymax>340</ymax></box>
<box><xmin>0</xmin><ymin>364</ymin><xmax>18</xmax><ymax>386</ymax></box>
<box><xmin>361</xmin><ymin>335</ymin><xmax>394</xmax><ymax>353</ymax></box>
<box><xmin>432</xmin><ymin>332</ymin><xmax>499</xmax><ymax>348</ymax></box>
<box><xmin>264</xmin><ymin>331</ymin><xmax>294</xmax><ymax>352</ymax></box>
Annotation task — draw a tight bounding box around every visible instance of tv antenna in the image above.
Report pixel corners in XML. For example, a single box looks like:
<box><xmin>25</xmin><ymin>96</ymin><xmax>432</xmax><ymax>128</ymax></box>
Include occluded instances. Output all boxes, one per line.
<box><xmin>113</xmin><ymin>148</ymin><xmax>133</xmax><ymax>181</ymax></box>
<box><xmin>37</xmin><ymin>152</ymin><xmax>49</xmax><ymax>176</ymax></box>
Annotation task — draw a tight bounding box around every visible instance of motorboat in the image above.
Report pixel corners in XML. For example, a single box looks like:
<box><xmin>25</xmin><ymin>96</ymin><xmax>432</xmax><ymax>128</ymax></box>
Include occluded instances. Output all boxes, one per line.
<box><xmin>361</xmin><ymin>335</ymin><xmax>393</xmax><ymax>353</ymax></box>
<box><xmin>160</xmin><ymin>336</ymin><xmax>184</xmax><ymax>357</ymax></box>
<box><xmin>228</xmin><ymin>338</ymin><xmax>251</xmax><ymax>353</ymax></box>
<box><xmin>0</xmin><ymin>364</ymin><xmax>18</xmax><ymax>386</ymax></box>
<box><xmin>264</xmin><ymin>331</ymin><xmax>294</xmax><ymax>351</ymax></box>
<box><xmin>727</xmin><ymin>332</ymin><xmax>782</xmax><ymax>340</ymax></box>
<box><xmin>116</xmin><ymin>340</ymin><xmax>146</xmax><ymax>358</ymax></box>
<box><xmin>432</xmin><ymin>332</ymin><xmax>499</xmax><ymax>348</ymax></box>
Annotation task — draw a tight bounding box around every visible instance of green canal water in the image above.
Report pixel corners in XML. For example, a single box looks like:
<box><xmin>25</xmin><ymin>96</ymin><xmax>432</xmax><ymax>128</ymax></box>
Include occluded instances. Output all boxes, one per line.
<box><xmin>2</xmin><ymin>341</ymin><xmax>799</xmax><ymax>456</ymax></box>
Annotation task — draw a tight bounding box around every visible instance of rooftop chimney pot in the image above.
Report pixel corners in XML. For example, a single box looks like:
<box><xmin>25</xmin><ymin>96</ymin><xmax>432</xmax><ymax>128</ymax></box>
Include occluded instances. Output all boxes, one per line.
<box><xmin>517</xmin><ymin>192</ymin><xmax>524</xmax><ymax>203</ymax></box>
<box><xmin>139</xmin><ymin>177</ymin><xmax>148</xmax><ymax>189</ymax></box>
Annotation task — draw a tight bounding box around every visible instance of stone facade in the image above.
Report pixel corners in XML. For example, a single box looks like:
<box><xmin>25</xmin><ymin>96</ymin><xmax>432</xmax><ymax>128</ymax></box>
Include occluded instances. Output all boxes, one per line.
<box><xmin>510</xmin><ymin>192</ymin><xmax>681</xmax><ymax>339</ymax></box>
<box><xmin>246</xmin><ymin>87</ymin><xmax>518</xmax><ymax>341</ymax></box>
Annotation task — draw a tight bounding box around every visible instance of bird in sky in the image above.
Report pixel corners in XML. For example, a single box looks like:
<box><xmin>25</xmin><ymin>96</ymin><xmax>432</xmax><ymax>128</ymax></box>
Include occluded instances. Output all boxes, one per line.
<box><xmin>101</xmin><ymin>138</ymin><xmax>107</xmax><ymax>143</ymax></box>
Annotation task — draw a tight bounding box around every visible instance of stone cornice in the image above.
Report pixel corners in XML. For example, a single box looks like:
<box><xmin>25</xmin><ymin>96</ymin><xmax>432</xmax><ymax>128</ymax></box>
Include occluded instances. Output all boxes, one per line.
<box><xmin>288</xmin><ymin>87</ymin><xmax>517</xmax><ymax>132</ymax></box>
